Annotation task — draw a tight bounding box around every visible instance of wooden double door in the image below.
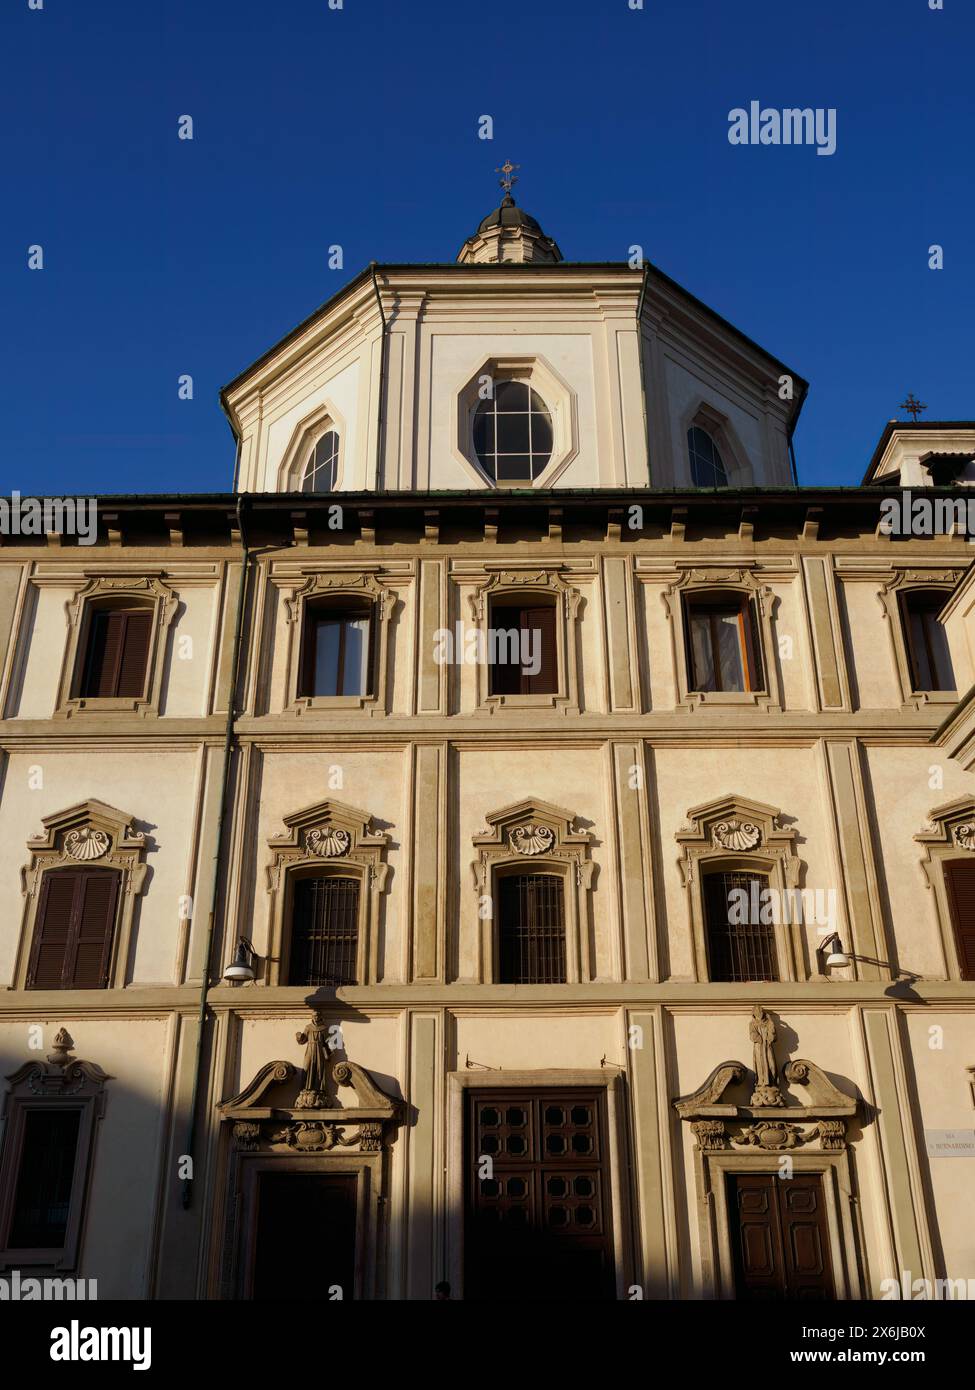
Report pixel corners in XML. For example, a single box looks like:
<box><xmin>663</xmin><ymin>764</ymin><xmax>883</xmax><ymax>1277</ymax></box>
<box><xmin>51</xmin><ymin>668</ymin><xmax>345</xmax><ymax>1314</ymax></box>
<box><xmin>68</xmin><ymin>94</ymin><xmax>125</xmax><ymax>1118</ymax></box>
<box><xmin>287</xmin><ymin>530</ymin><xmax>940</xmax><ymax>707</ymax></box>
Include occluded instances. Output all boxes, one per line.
<box><xmin>727</xmin><ymin>1172</ymin><xmax>835</xmax><ymax>1300</ymax></box>
<box><xmin>464</xmin><ymin>1089</ymin><xmax>615</xmax><ymax>1301</ymax></box>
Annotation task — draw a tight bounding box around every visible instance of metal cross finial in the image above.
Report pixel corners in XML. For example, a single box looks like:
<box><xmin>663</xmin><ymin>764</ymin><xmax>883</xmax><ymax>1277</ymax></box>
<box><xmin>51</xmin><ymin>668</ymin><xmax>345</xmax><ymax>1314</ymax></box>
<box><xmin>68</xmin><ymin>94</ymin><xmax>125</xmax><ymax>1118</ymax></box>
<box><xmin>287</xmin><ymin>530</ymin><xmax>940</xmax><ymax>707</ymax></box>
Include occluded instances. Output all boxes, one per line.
<box><xmin>900</xmin><ymin>392</ymin><xmax>927</xmax><ymax>422</ymax></box>
<box><xmin>496</xmin><ymin>160</ymin><xmax>520</xmax><ymax>197</ymax></box>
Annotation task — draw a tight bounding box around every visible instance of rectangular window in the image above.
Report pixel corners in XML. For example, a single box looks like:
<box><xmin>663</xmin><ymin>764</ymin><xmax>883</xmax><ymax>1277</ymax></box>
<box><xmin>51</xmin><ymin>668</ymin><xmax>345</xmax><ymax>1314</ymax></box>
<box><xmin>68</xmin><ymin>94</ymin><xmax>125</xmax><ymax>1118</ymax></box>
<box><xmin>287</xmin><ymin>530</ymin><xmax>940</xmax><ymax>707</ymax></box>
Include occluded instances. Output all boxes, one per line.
<box><xmin>488</xmin><ymin>602</ymin><xmax>558</xmax><ymax>696</ymax></box>
<box><xmin>77</xmin><ymin>607</ymin><xmax>153</xmax><ymax>699</ymax></box>
<box><xmin>8</xmin><ymin>1110</ymin><xmax>82</xmax><ymax>1249</ymax></box>
<box><xmin>944</xmin><ymin>859</ymin><xmax>975</xmax><ymax>980</ymax></box>
<box><xmin>289</xmin><ymin>876</ymin><xmax>360</xmax><ymax>986</ymax></box>
<box><xmin>903</xmin><ymin>593</ymin><xmax>955</xmax><ymax>692</ymax></box>
<box><xmin>300</xmin><ymin>607</ymin><xmax>372</xmax><ymax>698</ymax></box>
<box><xmin>27</xmin><ymin>869</ymin><xmax>120</xmax><ymax>990</ymax></box>
<box><xmin>703</xmin><ymin>871</ymin><xmax>777</xmax><ymax>982</ymax></box>
<box><xmin>685</xmin><ymin>595</ymin><xmax>760</xmax><ymax>693</ymax></box>
<box><xmin>498</xmin><ymin>874</ymin><xmax>566</xmax><ymax>984</ymax></box>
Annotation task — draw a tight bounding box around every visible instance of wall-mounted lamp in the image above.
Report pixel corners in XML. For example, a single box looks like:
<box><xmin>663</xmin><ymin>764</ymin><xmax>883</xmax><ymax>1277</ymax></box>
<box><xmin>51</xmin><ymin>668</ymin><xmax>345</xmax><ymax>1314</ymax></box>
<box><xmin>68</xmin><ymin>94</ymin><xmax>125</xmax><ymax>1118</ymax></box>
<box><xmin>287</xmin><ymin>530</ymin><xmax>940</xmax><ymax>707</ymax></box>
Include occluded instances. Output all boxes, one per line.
<box><xmin>223</xmin><ymin>937</ymin><xmax>256</xmax><ymax>984</ymax></box>
<box><xmin>818</xmin><ymin>933</ymin><xmax>850</xmax><ymax>969</ymax></box>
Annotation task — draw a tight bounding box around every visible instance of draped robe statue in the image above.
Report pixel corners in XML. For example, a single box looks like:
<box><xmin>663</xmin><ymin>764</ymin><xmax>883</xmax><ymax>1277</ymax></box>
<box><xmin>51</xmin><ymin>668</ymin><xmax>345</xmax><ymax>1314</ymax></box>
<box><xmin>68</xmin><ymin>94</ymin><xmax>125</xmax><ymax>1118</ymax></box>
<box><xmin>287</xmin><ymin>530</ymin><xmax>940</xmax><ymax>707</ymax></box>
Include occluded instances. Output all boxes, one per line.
<box><xmin>748</xmin><ymin>1005</ymin><xmax>783</xmax><ymax>1107</ymax></box>
<box><xmin>295</xmin><ymin>1015</ymin><xmax>332</xmax><ymax>1109</ymax></box>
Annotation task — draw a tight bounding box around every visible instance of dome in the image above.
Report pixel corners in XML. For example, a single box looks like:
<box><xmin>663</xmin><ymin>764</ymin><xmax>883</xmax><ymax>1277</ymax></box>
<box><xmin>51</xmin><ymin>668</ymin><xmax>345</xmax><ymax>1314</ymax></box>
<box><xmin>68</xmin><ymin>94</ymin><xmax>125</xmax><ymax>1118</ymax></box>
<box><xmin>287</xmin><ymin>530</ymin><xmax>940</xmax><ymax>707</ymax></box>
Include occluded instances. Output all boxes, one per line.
<box><xmin>477</xmin><ymin>196</ymin><xmax>545</xmax><ymax>237</ymax></box>
<box><xmin>457</xmin><ymin>189</ymin><xmax>563</xmax><ymax>265</ymax></box>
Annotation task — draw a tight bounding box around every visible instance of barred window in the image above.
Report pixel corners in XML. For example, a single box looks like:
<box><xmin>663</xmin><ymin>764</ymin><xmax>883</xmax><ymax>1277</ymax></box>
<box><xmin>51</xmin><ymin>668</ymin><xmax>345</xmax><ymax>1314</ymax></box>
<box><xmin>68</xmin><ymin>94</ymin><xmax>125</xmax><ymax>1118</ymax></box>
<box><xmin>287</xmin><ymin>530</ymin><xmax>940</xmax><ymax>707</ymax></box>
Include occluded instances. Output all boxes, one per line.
<box><xmin>289</xmin><ymin>876</ymin><xmax>360</xmax><ymax>986</ymax></box>
<box><xmin>498</xmin><ymin>873</ymin><xmax>566</xmax><ymax>984</ymax></box>
<box><xmin>703</xmin><ymin>870</ymin><xmax>777</xmax><ymax>982</ymax></box>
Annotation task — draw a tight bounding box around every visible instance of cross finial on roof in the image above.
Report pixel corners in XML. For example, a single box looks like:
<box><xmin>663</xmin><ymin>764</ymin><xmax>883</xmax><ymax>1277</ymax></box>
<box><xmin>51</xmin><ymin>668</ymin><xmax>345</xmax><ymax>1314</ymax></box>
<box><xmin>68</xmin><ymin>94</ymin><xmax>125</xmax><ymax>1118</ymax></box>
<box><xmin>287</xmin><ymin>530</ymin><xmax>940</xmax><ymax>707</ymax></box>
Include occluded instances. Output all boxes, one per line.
<box><xmin>496</xmin><ymin>159</ymin><xmax>520</xmax><ymax>199</ymax></box>
<box><xmin>899</xmin><ymin>392</ymin><xmax>927</xmax><ymax>422</ymax></box>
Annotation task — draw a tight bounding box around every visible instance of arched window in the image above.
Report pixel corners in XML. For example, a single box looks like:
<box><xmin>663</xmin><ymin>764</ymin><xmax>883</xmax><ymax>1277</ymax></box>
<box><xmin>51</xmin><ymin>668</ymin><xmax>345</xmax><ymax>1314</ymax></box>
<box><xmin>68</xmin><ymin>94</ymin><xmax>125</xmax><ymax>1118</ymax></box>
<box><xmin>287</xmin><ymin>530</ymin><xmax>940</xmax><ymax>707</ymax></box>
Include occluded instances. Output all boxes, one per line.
<box><xmin>687</xmin><ymin>426</ymin><xmax>729</xmax><ymax>487</ymax></box>
<box><xmin>900</xmin><ymin>590</ymin><xmax>956</xmax><ymax>692</ymax></box>
<box><xmin>301</xmin><ymin>430</ymin><xmax>340</xmax><ymax>493</ymax></box>
<box><xmin>703</xmin><ymin>869</ymin><xmax>777</xmax><ymax>982</ymax></box>
<box><xmin>497</xmin><ymin>872</ymin><xmax>566</xmax><ymax>984</ymax></box>
<box><xmin>473</xmin><ymin>381</ymin><xmax>553</xmax><ymax>483</ymax></box>
<box><xmin>288</xmin><ymin>874</ymin><xmax>360</xmax><ymax>986</ymax></box>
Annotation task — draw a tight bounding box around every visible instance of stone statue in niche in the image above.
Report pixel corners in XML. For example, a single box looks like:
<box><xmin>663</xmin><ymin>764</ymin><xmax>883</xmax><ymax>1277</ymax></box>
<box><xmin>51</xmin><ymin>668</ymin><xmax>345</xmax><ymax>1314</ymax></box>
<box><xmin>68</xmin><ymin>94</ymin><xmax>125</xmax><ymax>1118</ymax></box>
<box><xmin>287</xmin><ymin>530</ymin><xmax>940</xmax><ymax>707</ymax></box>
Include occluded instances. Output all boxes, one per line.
<box><xmin>749</xmin><ymin>1005</ymin><xmax>783</xmax><ymax>1107</ymax></box>
<box><xmin>295</xmin><ymin>1015</ymin><xmax>333</xmax><ymax>1109</ymax></box>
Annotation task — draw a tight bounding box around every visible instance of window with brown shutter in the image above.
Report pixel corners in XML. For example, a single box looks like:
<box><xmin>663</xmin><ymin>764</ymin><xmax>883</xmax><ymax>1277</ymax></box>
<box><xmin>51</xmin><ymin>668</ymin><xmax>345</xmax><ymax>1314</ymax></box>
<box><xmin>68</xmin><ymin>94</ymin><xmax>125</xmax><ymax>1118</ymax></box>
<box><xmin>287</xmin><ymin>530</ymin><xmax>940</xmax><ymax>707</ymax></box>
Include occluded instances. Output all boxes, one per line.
<box><xmin>944</xmin><ymin>859</ymin><xmax>975</xmax><ymax>980</ymax></box>
<box><xmin>27</xmin><ymin>868</ymin><xmax>120</xmax><ymax>990</ymax></box>
<box><xmin>488</xmin><ymin>599</ymin><xmax>558</xmax><ymax>696</ymax></box>
<box><xmin>76</xmin><ymin>606</ymin><xmax>153</xmax><ymax>699</ymax></box>
<box><xmin>288</xmin><ymin>876</ymin><xmax>360</xmax><ymax>986</ymax></box>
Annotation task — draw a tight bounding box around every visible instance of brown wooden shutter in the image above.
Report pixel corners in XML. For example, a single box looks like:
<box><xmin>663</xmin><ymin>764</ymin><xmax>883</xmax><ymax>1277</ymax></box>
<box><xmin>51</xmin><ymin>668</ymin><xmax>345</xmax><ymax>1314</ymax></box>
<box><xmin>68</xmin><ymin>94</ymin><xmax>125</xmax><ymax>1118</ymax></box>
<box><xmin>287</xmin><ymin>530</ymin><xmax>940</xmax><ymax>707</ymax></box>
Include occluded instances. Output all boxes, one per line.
<box><xmin>80</xmin><ymin>608</ymin><xmax>152</xmax><ymax>699</ymax></box>
<box><xmin>945</xmin><ymin>859</ymin><xmax>975</xmax><ymax>980</ymax></box>
<box><xmin>115</xmin><ymin>609</ymin><xmax>152</xmax><ymax>698</ymax></box>
<box><xmin>488</xmin><ymin>604</ymin><xmax>522</xmax><ymax>696</ymax></box>
<box><xmin>27</xmin><ymin>869</ymin><xmax>119</xmax><ymax>990</ymax></box>
<box><xmin>72</xmin><ymin>871</ymin><xmax>120</xmax><ymax>988</ymax></box>
<box><xmin>27</xmin><ymin>872</ymin><xmax>79</xmax><ymax>989</ymax></box>
<box><xmin>520</xmin><ymin>604</ymin><xmax>557</xmax><ymax>695</ymax></box>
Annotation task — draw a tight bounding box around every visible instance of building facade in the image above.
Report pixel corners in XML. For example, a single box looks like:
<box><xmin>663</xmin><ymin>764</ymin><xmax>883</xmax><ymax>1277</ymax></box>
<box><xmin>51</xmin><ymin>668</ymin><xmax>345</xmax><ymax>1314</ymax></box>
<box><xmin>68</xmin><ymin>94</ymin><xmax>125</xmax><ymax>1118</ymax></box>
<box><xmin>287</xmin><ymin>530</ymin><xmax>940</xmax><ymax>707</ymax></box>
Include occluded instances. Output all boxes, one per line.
<box><xmin>1</xmin><ymin>197</ymin><xmax>974</xmax><ymax>1300</ymax></box>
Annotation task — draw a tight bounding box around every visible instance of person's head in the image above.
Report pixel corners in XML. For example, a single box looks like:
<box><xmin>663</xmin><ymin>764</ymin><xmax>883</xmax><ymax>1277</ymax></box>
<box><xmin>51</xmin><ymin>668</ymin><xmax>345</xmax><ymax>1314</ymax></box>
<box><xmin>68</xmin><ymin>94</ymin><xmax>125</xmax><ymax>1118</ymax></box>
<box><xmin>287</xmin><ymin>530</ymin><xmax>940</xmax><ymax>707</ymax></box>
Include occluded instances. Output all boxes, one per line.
<box><xmin>434</xmin><ymin>1281</ymin><xmax>451</xmax><ymax>1300</ymax></box>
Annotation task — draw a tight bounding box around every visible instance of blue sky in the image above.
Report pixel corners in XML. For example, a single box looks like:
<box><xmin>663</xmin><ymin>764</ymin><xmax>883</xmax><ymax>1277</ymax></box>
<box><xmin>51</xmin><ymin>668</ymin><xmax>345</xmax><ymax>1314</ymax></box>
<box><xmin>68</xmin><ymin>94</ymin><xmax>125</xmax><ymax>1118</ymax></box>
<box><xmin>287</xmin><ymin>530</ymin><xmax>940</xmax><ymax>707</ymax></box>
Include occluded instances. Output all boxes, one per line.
<box><xmin>2</xmin><ymin>0</ymin><xmax>972</xmax><ymax>495</ymax></box>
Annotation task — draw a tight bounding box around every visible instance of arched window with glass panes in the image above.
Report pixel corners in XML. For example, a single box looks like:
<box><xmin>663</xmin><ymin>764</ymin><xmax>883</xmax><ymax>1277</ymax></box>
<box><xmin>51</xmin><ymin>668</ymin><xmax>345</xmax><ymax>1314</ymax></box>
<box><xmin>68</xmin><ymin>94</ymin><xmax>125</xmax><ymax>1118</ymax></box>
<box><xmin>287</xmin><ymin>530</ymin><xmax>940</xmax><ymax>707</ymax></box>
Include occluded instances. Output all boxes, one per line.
<box><xmin>687</xmin><ymin>426</ymin><xmax>729</xmax><ymax>487</ymax></box>
<box><xmin>301</xmin><ymin>430</ymin><xmax>340</xmax><ymax>493</ymax></box>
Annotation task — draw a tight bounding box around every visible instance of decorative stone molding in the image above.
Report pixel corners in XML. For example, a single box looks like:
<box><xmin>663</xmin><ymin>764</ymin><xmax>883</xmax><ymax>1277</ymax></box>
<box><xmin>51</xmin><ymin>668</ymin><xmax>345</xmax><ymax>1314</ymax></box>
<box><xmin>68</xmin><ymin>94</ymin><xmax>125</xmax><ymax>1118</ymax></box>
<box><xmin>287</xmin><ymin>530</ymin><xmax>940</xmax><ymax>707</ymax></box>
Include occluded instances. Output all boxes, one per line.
<box><xmin>673</xmin><ymin>1009</ymin><xmax>864</xmax><ymax>1298</ymax></box>
<box><xmin>279</xmin><ymin>568</ymin><xmax>396</xmax><ymax>715</ymax></box>
<box><xmin>0</xmin><ymin>1030</ymin><xmax>111</xmax><ymax>1271</ymax></box>
<box><xmin>464</xmin><ymin>565</ymin><xmax>583</xmax><ymax>714</ymax></box>
<box><xmin>673</xmin><ymin>1009</ymin><xmax>858</xmax><ymax>1143</ymax></box>
<box><xmin>264</xmin><ymin>799</ymin><xmax>389</xmax><ymax>986</ymax></box>
<box><xmin>660</xmin><ymin>564</ymin><xmax>782</xmax><ymax>712</ymax></box>
<box><xmin>675</xmin><ymin>794</ymin><xmax>805</xmax><ymax>981</ymax></box>
<box><xmin>219</xmin><ymin>1015</ymin><xmax>403</xmax><ymax>1152</ymax></box>
<box><xmin>470</xmin><ymin>798</ymin><xmax>595</xmax><ymax>982</ymax></box>
<box><xmin>216</xmin><ymin>1017</ymin><xmax>402</xmax><ymax>1300</ymax></box>
<box><xmin>916</xmin><ymin>796</ymin><xmax>975</xmax><ymax>979</ymax></box>
<box><xmin>680</xmin><ymin>400</ymin><xmax>754</xmax><ymax>487</ymax></box>
<box><xmin>453</xmin><ymin>354</ymin><xmax>578</xmax><ymax>490</ymax></box>
<box><xmin>877</xmin><ymin>568</ymin><xmax>961</xmax><ymax>709</ymax></box>
<box><xmin>14</xmin><ymin>800</ymin><xmax>149</xmax><ymax>990</ymax></box>
<box><xmin>274</xmin><ymin>399</ymin><xmax>347</xmax><ymax>492</ymax></box>
<box><xmin>712</xmin><ymin>819</ymin><xmax>762</xmax><ymax>852</ymax></box>
<box><xmin>55</xmin><ymin>574</ymin><xmax>179</xmax><ymax>718</ymax></box>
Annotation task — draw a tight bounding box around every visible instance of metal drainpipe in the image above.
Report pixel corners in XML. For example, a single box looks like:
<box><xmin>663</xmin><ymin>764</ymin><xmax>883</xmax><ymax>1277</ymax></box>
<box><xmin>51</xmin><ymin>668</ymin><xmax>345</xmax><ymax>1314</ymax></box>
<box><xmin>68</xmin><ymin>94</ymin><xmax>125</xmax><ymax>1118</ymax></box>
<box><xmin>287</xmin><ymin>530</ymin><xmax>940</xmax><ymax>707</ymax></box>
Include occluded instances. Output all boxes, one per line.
<box><xmin>636</xmin><ymin>259</ymin><xmax>651</xmax><ymax>484</ymax></box>
<box><xmin>371</xmin><ymin>262</ymin><xmax>389</xmax><ymax>492</ymax></box>
<box><xmin>181</xmin><ymin>493</ymin><xmax>251</xmax><ymax>1209</ymax></box>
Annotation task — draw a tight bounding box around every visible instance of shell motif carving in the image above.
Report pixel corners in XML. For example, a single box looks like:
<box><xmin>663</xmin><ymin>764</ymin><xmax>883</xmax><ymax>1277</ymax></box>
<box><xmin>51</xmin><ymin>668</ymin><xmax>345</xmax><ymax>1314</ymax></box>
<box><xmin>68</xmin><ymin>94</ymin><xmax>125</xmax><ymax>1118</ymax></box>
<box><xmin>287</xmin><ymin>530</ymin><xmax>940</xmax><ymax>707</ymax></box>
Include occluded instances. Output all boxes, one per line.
<box><xmin>712</xmin><ymin>820</ymin><xmax>762</xmax><ymax>852</ymax></box>
<box><xmin>63</xmin><ymin>826</ymin><xmax>111</xmax><ymax>861</ymax></box>
<box><xmin>953</xmin><ymin>823</ymin><xmax>975</xmax><ymax>852</ymax></box>
<box><xmin>306</xmin><ymin>826</ymin><xmax>351</xmax><ymax>858</ymax></box>
<box><xmin>509</xmin><ymin>824</ymin><xmax>556</xmax><ymax>856</ymax></box>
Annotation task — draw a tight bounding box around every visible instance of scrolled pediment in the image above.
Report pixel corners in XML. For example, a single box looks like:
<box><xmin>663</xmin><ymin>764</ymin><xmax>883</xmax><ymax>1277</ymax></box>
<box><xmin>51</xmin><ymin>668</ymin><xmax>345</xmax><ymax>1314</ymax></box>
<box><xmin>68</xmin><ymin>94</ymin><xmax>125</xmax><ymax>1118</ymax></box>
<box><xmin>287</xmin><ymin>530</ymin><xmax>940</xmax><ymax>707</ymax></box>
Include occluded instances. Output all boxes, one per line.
<box><xmin>219</xmin><ymin>1014</ymin><xmax>403</xmax><ymax>1154</ymax></box>
<box><xmin>916</xmin><ymin>796</ymin><xmax>975</xmax><ymax>855</ymax></box>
